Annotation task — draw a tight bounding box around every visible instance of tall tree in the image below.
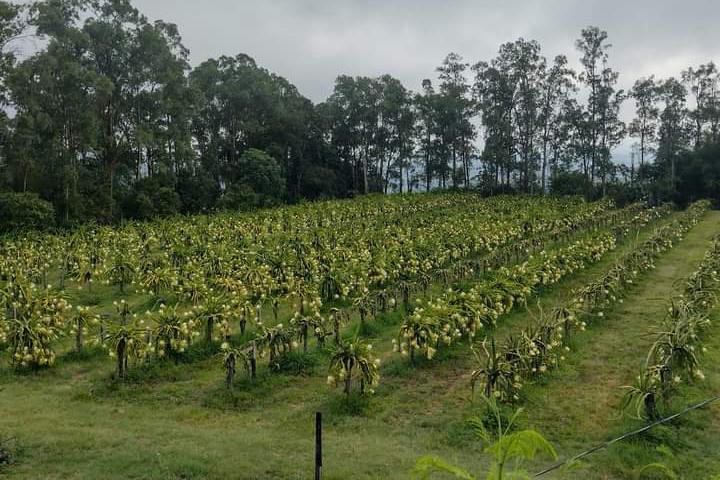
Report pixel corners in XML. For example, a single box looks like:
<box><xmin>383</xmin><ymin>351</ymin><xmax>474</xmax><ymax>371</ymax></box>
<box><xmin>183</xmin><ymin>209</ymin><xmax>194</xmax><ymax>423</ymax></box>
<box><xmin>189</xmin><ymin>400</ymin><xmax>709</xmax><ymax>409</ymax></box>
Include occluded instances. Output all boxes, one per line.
<box><xmin>0</xmin><ymin>1</ymin><xmax>25</xmax><ymax>102</ymax></box>
<box><xmin>656</xmin><ymin>77</ymin><xmax>689</xmax><ymax>188</ymax></box>
<box><xmin>414</xmin><ymin>79</ymin><xmax>439</xmax><ymax>192</ymax></box>
<box><xmin>682</xmin><ymin>62</ymin><xmax>719</xmax><ymax>147</ymax></box>
<box><xmin>436</xmin><ymin>53</ymin><xmax>475</xmax><ymax>190</ymax></box>
<box><xmin>377</xmin><ymin>74</ymin><xmax>414</xmax><ymax>193</ymax></box>
<box><xmin>575</xmin><ymin>26</ymin><xmax>623</xmax><ymax>196</ymax></box>
<box><xmin>628</xmin><ymin>76</ymin><xmax>659</xmax><ymax>183</ymax></box>
<box><xmin>474</xmin><ymin>50</ymin><xmax>516</xmax><ymax>190</ymax></box>
<box><xmin>0</xmin><ymin>1</ymin><xmax>27</xmax><ymax>183</ymax></box>
<box><xmin>475</xmin><ymin>39</ymin><xmax>548</xmax><ymax>193</ymax></box>
<box><xmin>538</xmin><ymin>55</ymin><xmax>575</xmax><ymax>193</ymax></box>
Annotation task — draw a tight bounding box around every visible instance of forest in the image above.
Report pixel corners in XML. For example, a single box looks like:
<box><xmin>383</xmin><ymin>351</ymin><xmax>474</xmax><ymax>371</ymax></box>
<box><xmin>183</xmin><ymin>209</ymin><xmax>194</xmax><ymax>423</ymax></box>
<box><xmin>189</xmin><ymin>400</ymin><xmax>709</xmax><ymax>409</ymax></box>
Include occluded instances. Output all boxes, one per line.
<box><xmin>0</xmin><ymin>0</ymin><xmax>719</xmax><ymax>230</ymax></box>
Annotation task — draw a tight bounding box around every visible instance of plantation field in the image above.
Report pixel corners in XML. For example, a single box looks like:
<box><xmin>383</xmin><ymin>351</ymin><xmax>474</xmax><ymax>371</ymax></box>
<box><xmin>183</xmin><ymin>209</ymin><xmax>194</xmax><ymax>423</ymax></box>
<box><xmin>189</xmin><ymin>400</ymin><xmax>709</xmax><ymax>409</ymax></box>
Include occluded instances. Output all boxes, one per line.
<box><xmin>1</xmin><ymin>194</ymin><xmax>719</xmax><ymax>479</ymax></box>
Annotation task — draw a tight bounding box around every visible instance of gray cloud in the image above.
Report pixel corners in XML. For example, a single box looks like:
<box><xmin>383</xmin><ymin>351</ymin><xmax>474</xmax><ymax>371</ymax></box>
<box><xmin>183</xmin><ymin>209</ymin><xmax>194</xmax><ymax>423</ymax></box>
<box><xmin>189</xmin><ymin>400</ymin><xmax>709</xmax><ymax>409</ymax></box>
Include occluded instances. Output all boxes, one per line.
<box><xmin>133</xmin><ymin>0</ymin><xmax>720</xmax><ymax>163</ymax></box>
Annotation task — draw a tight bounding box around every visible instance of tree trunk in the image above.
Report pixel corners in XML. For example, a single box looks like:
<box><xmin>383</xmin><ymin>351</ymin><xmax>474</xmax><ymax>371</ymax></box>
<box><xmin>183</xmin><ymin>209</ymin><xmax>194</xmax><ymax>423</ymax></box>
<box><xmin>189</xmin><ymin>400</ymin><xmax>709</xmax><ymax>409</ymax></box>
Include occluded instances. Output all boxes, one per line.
<box><xmin>425</xmin><ymin>131</ymin><xmax>431</xmax><ymax>192</ymax></box>
<box><xmin>451</xmin><ymin>144</ymin><xmax>457</xmax><ymax>190</ymax></box>
<box><xmin>362</xmin><ymin>146</ymin><xmax>369</xmax><ymax>194</ymax></box>
<box><xmin>117</xmin><ymin>338</ymin><xmax>126</xmax><ymax>378</ymax></box>
<box><xmin>75</xmin><ymin>326</ymin><xmax>83</xmax><ymax>352</ymax></box>
<box><xmin>250</xmin><ymin>342</ymin><xmax>257</xmax><ymax>379</ymax></box>
<box><xmin>541</xmin><ymin>135</ymin><xmax>548</xmax><ymax>194</ymax></box>
<box><xmin>226</xmin><ymin>356</ymin><xmax>235</xmax><ymax>389</ymax></box>
<box><xmin>108</xmin><ymin>163</ymin><xmax>115</xmax><ymax>221</ymax></box>
<box><xmin>398</xmin><ymin>149</ymin><xmax>404</xmax><ymax>194</ymax></box>
<box><xmin>303</xmin><ymin>324</ymin><xmax>308</xmax><ymax>353</ymax></box>
<box><xmin>344</xmin><ymin>364</ymin><xmax>353</xmax><ymax>396</ymax></box>
<box><xmin>206</xmin><ymin>318</ymin><xmax>213</xmax><ymax>343</ymax></box>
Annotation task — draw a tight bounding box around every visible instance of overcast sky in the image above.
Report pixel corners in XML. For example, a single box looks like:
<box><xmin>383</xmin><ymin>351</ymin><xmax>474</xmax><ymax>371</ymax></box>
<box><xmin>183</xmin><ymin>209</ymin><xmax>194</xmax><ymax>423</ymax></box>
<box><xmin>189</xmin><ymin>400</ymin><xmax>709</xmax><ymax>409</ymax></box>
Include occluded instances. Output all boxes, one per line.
<box><xmin>129</xmin><ymin>1</ymin><xmax>720</xmax><ymax>162</ymax></box>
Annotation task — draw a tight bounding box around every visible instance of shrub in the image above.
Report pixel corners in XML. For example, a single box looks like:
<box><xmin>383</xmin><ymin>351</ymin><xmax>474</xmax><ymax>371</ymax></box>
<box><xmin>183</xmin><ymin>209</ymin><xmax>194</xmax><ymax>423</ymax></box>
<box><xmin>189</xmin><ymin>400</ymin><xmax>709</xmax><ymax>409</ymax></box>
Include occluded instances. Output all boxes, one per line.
<box><xmin>0</xmin><ymin>192</ymin><xmax>55</xmax><ymax>232</ymax></box>
<box><xmin>219</xmin><ymin>149</ymin><xmax>285</xmax><ymax>210</ymax></box>
<box><xmin>122</xmin><ymin>178</ymin><xmax>182</xmax><ymax>220</ymax></box>
<box><xmin>271</xmin><ymin>351</ymin><xmax>317</xmax><ymax>375</ymax></box>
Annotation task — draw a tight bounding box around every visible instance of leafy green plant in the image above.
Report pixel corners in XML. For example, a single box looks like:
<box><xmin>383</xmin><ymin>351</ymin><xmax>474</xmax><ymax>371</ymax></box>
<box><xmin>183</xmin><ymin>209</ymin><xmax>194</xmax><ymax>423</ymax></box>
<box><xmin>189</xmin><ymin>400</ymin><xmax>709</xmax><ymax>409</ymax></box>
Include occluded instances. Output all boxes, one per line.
<box><xmin>622</xmin><ymin>368</ymin><xmax>664</xmax><ymax>420</ymax></box>
<box><xmin>220</xmin><ymin>343</ymin><xmax>250</xmax><ymax>389</ymax></box>
<box><xmin>67</xmin><ymin>305</ymin><xmax>99</xmax><ymax>351</ymax></box>
<box><xmin>151</xmin><ymin>304</ymin><xmax>199</xmax><ymax>358</ymax></box>
<box><xmin>634</xmin><ymin>462</ymin><xmax>677</xmax><ymax>479</ymax></box>
<box><xmin>108</xmin><ymin>255</ymin><xmax>136</xmax><ymax>294</ymax></box>
<box><xmin>102</xmin><ymin>305</ymin><xmax>148</xmax><ymax>379</ymax></box>
<box><xmin>327</xmin><ymin>337</ymin><xmax>380</xmax><ymax>397</ymax></box>
<box><xmin>470</xmin><ymin>339</ymin><xmax>520</xmax><ymax>402</ymax></box>
<box><xmin>410</xmin><ymin>396</ymin><xmax>557</xmax><ymax>480</ymax></box>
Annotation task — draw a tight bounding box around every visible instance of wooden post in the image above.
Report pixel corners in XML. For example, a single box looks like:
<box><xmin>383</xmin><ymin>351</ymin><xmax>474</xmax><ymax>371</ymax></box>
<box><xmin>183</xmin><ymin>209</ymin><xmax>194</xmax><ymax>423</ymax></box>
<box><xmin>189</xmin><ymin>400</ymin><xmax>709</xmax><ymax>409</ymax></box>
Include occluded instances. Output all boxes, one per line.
<box><xmin>315</xmin><ymin>412</ymin><xmax>322</xmax><ymax>480</ymax></box>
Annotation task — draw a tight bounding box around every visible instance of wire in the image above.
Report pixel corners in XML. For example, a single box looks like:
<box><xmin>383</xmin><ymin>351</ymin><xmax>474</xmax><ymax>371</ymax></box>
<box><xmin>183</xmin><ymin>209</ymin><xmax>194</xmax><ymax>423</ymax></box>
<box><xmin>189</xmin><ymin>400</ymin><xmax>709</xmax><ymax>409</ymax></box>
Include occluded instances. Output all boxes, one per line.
<box><xmin>534</xmin><ymin>394</ymin><xmax>720</xmax><ymax>477</ymax></box>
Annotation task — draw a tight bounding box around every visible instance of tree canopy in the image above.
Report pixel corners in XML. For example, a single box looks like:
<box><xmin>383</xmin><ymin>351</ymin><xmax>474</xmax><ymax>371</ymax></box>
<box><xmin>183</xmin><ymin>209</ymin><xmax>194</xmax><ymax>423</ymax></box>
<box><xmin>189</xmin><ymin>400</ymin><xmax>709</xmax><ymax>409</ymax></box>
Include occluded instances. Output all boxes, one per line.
<box><xmin>0</xmin><ymin>0</ymin><xmax>718</xmax><ymax>228</ymax></box>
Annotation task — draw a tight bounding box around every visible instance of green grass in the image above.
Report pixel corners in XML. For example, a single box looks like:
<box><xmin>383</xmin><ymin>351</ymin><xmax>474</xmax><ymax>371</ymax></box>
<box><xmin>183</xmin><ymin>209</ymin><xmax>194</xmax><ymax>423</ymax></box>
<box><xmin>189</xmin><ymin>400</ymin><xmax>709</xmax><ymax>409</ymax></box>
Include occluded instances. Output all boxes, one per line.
<box><xmin>518</xmin><ymin>211</ymin><xmax>720</xmax><ymax>479</ymax></box>
<box><xmin>1</xmin><ymin>211</ymin><xmax>720</xmax><ymax>479</ymax></box>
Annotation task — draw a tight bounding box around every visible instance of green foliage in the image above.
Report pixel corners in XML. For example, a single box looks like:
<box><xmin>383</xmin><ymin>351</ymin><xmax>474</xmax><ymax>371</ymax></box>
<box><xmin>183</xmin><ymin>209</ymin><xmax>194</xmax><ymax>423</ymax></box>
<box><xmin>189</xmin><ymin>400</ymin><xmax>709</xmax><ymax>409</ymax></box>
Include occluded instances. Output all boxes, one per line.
<box><xmin>550</xmin><ymin>171</ymin><xmax>587</xmax><ymax>196</ymax></box>
<box><xmin>217</xmin><ymin>183</ymin><xmax>258</xmax><ymax>211</ymax></box>
<box><xmin>327</xmin><ymin>337</ymin><xmax>380</xmax><ymax>396</ymax></box>
<box><xmin>623</xmin><ymin>227</ymin><xmax>719</xmax><ymax>420</ymax></box>
<box><xmin>218</xmin><ymin>149</ymin><xmax>285</xmax><ymax>211</ymax></box>
<box><xmin>124</xmin><ymin>178</ymin><xmax>182</xmax><ymax>220</ymax></box>
<box><xmin>0</xmin><ymin>192</ymin><xmax>55</xmax><ymax>232</ymax></box>
<box><xmin>270</xmin><ymin>350</ymin><xmax>316</xmax><ymax>375</ymax></box>
<box><xmin>410</xmin><ymin>396</ymin><xmax>557</xmax><ymax>480</ymax></box>
<box><xmin>411</xmin><ymin>456</ymin><xmax>475</xmax><ymax>480</ymax></box>
<box><xmin>176</xmin><ymin>171</ymin><xmax>220</xmax><ymax>214</ymax></box>
<box><xmin>635</xmin><ymin>463</ymin><xmax>678</xmax><ymax>479</ymax></box>
<box><xmin>0</xmin><ymin>435</ymin><xmax>23</xmax><ymax>473</ymax></box>
<box><xmin>0</xmin><ymin>0</ymin><xmax>717</xmax><ymax>227</ymax></box>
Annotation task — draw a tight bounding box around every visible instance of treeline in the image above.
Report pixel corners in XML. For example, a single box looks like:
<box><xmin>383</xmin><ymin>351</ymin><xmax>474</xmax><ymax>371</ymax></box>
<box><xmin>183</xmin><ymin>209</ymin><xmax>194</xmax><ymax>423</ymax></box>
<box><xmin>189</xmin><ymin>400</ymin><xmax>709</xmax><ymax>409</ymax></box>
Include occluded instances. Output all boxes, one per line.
<box><xmin>0</xmin><ymin>0</ymin><xmax>718</xmax><ymax>227</ymax></box>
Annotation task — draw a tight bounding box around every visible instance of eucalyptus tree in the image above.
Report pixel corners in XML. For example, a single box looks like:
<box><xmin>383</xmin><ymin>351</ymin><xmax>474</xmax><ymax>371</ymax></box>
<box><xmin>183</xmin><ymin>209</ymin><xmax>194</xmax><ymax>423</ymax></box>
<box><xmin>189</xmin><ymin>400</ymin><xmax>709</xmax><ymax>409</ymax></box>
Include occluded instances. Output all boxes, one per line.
<box><xmin>81</xmin><ymin>0</ymin><xmax>191</xmax><ymax>220</ymax></box>
<box><xmin>0</xmin><ymin>1</ymin><xmax>32</xmax><ymax>193</ymax></box>
<box><xmin>505</xmin><ymin>39</ymin><xmax>545</xmax><ymax>192</ymax></box>
<box><xmin>323</xmin><ymin>75</ymin><xmax>375</xmax><ymax>193</ymax></box>
<box><xmin>575</xmin><ymin>26</ymin><xmax>624</xmax><ymax>196</ymax></box>
<box><xmin>656</xmin><ymin>77</ymin><xmax>690</xmax><ymax>187</ymax></box>
<box><xmin>436</xmin><ymin>53</ymin><xmax>475</xmax><ymax>190</ymax></box>
<box><xmin>682</xmin><ymin>62</ymin><xmax>719</xmax><ymax>147</ymax></box>
<box><xmin>414</xmin><ymin>79</ymin><xmax>441</xmax><ymax>191</ymax></box>
<box><xmin>0</xmin><ymin>1</ymin><xmax>26</xmax><ymax>103</ymax></box>
<box><xmin>324</xmin><ymin>74</ymin><xmax>417</xmax><ymax>194</ymax></box>
<box><xmin>6</xmin><ymin>27</ymin><xmax>99</xmax><ymax>222</ymax></box>
<box><xmin>377</xmin><ymin>74</ymin><xmax>415</xmax><ymax>193</ymax></box>
<box><xmin>14</xmin><ymin>0</ymin><xmax>194</xmax><ymax>221</ymax></box>
<box><xmin>190</xmin><ymin>54</ymin><xmax>311</xmax><ymax>201</ymax></box>
<box><xmin>596</xmin><ymin>69</ymin><xmax>626</xmax><ymax>195</ymax></box>
<box><xmin>474</xmin><ymin>53</ymin><xmax>516</xmax><ymax>190</ymax></box>
<box><xmin>474</xmin><ymin>39</ymin><xmax>548</xmax><ymax>193</ymax></box>
<box><xmin>538</xmin><ymin>55</ymin><xmax>575</xmax><ymax>193</ymax></box>
<box><xmin>575</xmin><ymin>26</ymin><xmax>609</xmax><ymax>189</ymax></box>
<box><xmin>629</xmin><ymin>76</ymin><xmax>660</xmax><ymax>182</ymax></box>
<box><xmin>190</xmin><ymin>54</ymin><xmax>268</xmax><ymax>185</ymax></box>
<box><xmin>564</xmin><ymin>97</ymin><xmax>593</xmax><ymax>186</ymax></box>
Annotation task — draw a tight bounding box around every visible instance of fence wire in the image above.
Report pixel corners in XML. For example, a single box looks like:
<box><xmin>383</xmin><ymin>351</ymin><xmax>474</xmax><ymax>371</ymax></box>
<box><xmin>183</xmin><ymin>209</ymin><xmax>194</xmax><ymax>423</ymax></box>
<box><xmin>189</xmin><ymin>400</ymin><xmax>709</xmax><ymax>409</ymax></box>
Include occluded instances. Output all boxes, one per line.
<box><xmin>534</xmin><ymin>394</ymin><xmax>720</xmax><ymax>477</ymax></box>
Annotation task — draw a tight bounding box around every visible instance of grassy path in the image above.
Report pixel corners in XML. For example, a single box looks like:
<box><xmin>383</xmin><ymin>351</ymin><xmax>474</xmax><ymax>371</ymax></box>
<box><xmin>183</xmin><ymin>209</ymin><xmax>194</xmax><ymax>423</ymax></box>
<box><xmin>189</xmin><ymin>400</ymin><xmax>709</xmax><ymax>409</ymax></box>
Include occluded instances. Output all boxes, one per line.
<box><xmin>523</xmin><ymin>211</ymin><xmax>720</xmax><ymax>479</ymax></box>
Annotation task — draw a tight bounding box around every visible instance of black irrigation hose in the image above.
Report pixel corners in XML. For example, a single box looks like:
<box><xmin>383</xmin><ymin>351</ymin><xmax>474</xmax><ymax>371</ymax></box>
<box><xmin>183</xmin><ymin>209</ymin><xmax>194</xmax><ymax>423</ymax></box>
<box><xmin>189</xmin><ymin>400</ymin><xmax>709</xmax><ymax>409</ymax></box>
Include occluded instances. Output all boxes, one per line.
<box><xmin>534</xmin><ymin>394</ymin><xmax>720</xmax><ymax>477</ymax></box>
